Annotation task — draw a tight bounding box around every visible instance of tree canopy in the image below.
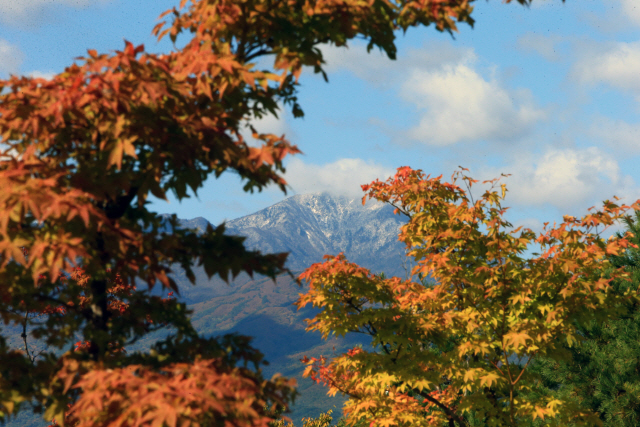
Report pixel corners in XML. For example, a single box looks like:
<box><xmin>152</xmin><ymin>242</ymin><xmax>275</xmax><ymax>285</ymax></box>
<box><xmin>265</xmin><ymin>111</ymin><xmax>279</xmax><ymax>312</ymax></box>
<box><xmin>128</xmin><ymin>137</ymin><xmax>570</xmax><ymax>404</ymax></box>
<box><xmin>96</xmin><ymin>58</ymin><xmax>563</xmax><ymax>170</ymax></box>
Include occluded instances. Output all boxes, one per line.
<box><xmin>522</xmin><ymin>212</ymin><xmax>640</xmax><ymax>427</ymax></box>
<box><xmin>297</xmin><ymin>167</ymin><xmax>640</xmax><ymax>427</ymax></box>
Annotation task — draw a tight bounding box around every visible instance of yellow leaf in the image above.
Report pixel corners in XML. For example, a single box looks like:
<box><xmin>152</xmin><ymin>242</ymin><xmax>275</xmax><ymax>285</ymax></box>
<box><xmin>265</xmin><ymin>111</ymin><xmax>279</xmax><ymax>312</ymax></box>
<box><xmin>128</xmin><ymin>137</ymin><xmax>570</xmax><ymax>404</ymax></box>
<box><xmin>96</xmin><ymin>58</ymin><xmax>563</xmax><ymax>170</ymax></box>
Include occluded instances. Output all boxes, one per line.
<box><xmin>411</xmin><ymin>379</ymin><xmax>433</xmax><ymax>392</ymax></box>
<box><xmin>531</xmin><ymin>406</ymin><xmax>547</xmax><ymax>421</ymax></box>
<box><xmin>107</xmin><ymin>142</ymin><xmax>124</xmax><ymax>170</ymax></box>
<box><xmin>114</xmin><ymin>115</ymin><xmax>125</xmax><ymax>138</ymax></box>
<box><xmin>122</xmin><ymin>136</ymin><xmax>138</xmax><ymax>159</ymax></box>
<box><xmin>505</xmin><ymin>332</ymin><xmax>531</xmax><ymax>350</ymax></box>
<box><xmin>479</xmin><ymin>372</ymin><xmax>501</xmax><ymax>388</ymax></box>
<box><xmin>463</xmin><ymin>369</ymin><xmax>478</xmax><ymax>383</ymax></box>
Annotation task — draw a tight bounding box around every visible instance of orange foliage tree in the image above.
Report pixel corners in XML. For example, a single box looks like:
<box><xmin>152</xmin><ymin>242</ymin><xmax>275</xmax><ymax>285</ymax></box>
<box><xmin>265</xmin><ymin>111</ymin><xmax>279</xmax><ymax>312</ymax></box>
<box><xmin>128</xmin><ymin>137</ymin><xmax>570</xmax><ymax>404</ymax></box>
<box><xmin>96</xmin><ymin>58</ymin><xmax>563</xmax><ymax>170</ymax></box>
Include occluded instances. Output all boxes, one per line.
<box><xmin>14</xmin><ymin>248</ymin><xmax>159</xmax><ymax>364</ymax></box>
<box><xmin>297</xmin><ymin>167</ymin><xmax>640</xmax><ymax>427</ymax></box>
<box><xmin>13</xmin><ymin>248</ymin><xmax>180</xmax><ymax>426</ymax></box>
<box><xmin>0</xmin><ymin>0</ymin><xmax>521</xmax><ymax>425</ymax></box>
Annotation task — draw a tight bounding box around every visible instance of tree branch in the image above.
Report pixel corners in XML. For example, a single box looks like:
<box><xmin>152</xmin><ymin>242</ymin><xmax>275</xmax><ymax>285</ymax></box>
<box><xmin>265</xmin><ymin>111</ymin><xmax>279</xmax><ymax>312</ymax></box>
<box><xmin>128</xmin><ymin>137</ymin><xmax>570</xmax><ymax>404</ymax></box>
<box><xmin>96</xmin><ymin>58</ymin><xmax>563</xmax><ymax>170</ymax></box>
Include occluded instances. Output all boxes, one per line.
<box><xmin>413</xmin><ymin>387</ymin><xmax>470</xmax><ymax>427</ymax></box>
<box><xmin>21</xmin><ymin>311</ymin><xmax>35</xmax><ymax>364</ymax></box>
<box><xmin>102</xmin><ymin>186</ymin><xmax>139</xmax><ymax>220</ymax></box>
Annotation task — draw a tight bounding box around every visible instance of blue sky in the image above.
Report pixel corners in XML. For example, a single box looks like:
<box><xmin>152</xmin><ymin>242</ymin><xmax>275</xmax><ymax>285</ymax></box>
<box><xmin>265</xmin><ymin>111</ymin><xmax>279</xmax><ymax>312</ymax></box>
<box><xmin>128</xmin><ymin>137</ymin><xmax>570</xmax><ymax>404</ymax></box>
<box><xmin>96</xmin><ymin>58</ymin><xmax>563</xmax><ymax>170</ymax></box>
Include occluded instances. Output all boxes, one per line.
<box><xmin>2</xmin><ymin>0</ymin><xmax>640</xmax><ymax>238</ymax></box>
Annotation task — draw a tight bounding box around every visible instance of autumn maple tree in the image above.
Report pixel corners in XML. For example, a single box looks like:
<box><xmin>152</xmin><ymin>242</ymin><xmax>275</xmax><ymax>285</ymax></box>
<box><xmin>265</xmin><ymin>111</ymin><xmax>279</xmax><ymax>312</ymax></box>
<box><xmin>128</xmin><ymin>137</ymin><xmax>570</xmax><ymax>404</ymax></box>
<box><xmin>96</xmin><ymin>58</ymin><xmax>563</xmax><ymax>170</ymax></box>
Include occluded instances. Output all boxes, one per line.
<box><xmin>13</xmin><ymin>248</ymin><xmax>180</xmax><ymax>426</ymax></box>
<box><xmin>0</xmin><ymin>0</ymin><xmax>520</xmax><ymax>425</ymax></box>
<box><xmin>521</xmin><ymin>211</ymin><xmax>640</xmax><ymax>427</ymax></box>
<box><xmin>296</xmin><ymin>167</ymin><xmax>640</xmax><ymax>427</ymax></box>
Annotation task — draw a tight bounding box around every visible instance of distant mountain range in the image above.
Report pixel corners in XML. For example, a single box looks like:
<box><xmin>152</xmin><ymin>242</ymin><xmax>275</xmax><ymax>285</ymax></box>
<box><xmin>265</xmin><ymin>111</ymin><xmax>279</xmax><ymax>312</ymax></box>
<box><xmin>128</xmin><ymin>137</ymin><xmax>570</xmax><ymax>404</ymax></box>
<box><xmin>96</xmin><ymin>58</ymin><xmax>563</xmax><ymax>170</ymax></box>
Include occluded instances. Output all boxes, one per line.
<box><xmin>167</xmin><ymin>192</ymin><xmax>407</xmax><ymax>276</ymax></box>
<box><xmin>9</xmin><ymin>193</ymin><xmax>409</xmax><ymax>427</ymax></box>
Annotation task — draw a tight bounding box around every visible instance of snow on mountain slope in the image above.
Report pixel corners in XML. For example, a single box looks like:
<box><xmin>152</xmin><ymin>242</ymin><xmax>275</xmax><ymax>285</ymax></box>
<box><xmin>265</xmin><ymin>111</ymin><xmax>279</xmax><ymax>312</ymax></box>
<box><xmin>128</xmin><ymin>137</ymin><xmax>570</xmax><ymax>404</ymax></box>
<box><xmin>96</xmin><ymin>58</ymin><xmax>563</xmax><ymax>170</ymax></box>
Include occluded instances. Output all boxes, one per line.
<box><xmin>223</xmin><ymin>192</ymin><xmax>407</xmax><ymax>276</ymax></box>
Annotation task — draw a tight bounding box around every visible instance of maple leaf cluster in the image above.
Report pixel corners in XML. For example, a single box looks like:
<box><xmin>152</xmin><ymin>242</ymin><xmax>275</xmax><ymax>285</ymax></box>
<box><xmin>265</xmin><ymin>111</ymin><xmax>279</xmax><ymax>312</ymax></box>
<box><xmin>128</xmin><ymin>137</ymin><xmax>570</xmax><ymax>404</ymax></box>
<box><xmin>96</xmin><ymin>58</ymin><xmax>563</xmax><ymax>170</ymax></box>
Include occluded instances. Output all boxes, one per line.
<box><xmin>296</xmin><ymin>167</ymin><xmax>640</xmax><ymax>427</ymax></box>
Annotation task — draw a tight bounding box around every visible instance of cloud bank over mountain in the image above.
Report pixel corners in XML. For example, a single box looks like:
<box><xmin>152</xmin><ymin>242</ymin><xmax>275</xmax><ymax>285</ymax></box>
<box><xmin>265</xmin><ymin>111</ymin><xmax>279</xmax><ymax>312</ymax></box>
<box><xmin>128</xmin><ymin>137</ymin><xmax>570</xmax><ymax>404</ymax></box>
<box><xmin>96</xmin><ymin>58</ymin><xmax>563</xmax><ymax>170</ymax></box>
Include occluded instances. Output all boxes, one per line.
<box><xmin>283</xmin><ymin>158</ymin><xmax>394</xmax><ymax>199</ymax></box>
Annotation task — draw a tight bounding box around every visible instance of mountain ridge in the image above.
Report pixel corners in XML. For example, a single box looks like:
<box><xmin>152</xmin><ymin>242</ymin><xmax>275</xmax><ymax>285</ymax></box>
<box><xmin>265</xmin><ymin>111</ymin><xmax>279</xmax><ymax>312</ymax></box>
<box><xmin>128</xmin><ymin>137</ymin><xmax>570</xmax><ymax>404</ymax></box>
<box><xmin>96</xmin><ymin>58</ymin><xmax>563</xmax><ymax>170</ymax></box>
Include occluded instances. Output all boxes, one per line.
<box><xmin>174</xmin><ymin>192</ymin><xmax>408</xmax><ymax>277</ymax></box>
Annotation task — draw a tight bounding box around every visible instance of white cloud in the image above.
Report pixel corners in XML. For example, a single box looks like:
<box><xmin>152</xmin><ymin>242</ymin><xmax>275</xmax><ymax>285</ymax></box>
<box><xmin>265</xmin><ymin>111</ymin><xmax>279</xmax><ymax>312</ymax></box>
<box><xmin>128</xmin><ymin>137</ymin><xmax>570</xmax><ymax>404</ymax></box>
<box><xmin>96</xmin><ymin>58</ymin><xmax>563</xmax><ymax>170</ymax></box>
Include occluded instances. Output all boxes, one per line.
<box><xmin>28</xmin><ymin>71</ymin><xmax>56</xmax><ymax>80</ymax></box>
<box><xmin>0</xmin><ymin>0</ymin><xmax>110</xmax><ymax>26</ymax></box>
<box><xmin>575</xmin><ymin>1</ymin><xmax>640</xmax><ymax>34</ymax></box>
<box><xmin>516</xmin><ymin>33</ymin><xmax>562</xmax><ymax>62</ymax></box>
<box><xmin>240</xmin><ymin>105</ymin><xmax>292</xmax><ymax>148</ymax></box>
<box><xmin>493</xmin><ymin>147</ymin><xmax>636</xmax><ymax>212</ymax></box>
<box><xmin>283</xmin><ymin>158</ymin><xmax>394</xmax><ymax>199</ymax></box>
<box><xmin>621</xmin><ymin>0</ymin><xmax>640</xmax><ymax>27</ymax></box>
<box><xmin>401</xmin><ymin>64</ymin><xmax>546</xmax><ymax>146</ymax></box>
<box><xmin>573</xmin><ymin>41</ymin><xmax>640</xmax><ymax>98</ymax></box>
<box><xmin>321</xmin><ymin>41</ymin><xmax>546</xmax><ymax>146</ymax></box>
<box><xmin>0</xmin><ymin>39</ymin><xmax>23</xmax><ymax>76</ymax></box>
<box><xmin>320</xmin><ymin>41</ymin><xmax>474</xmax><ymax>89</ymax></box>
<box><xmin>588</xmin><ymin>116</ymin><xmax>640</xmax><ymax>155</ymax></box>
<box><xmin>511</xmin><ymin>217</ymin><xmax>545</xmax><ymax>235</ymax></box>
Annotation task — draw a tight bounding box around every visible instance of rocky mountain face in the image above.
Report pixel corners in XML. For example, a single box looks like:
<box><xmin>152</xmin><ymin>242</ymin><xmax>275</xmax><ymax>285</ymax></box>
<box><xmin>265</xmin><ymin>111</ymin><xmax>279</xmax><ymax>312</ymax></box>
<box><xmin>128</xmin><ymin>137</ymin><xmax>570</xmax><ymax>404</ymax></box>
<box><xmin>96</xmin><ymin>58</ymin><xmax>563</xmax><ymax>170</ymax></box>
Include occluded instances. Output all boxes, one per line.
<box><xmin>223</xmin><ymin>192</ymin><xmax>407</xmax><ymax>276</ymax></box>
